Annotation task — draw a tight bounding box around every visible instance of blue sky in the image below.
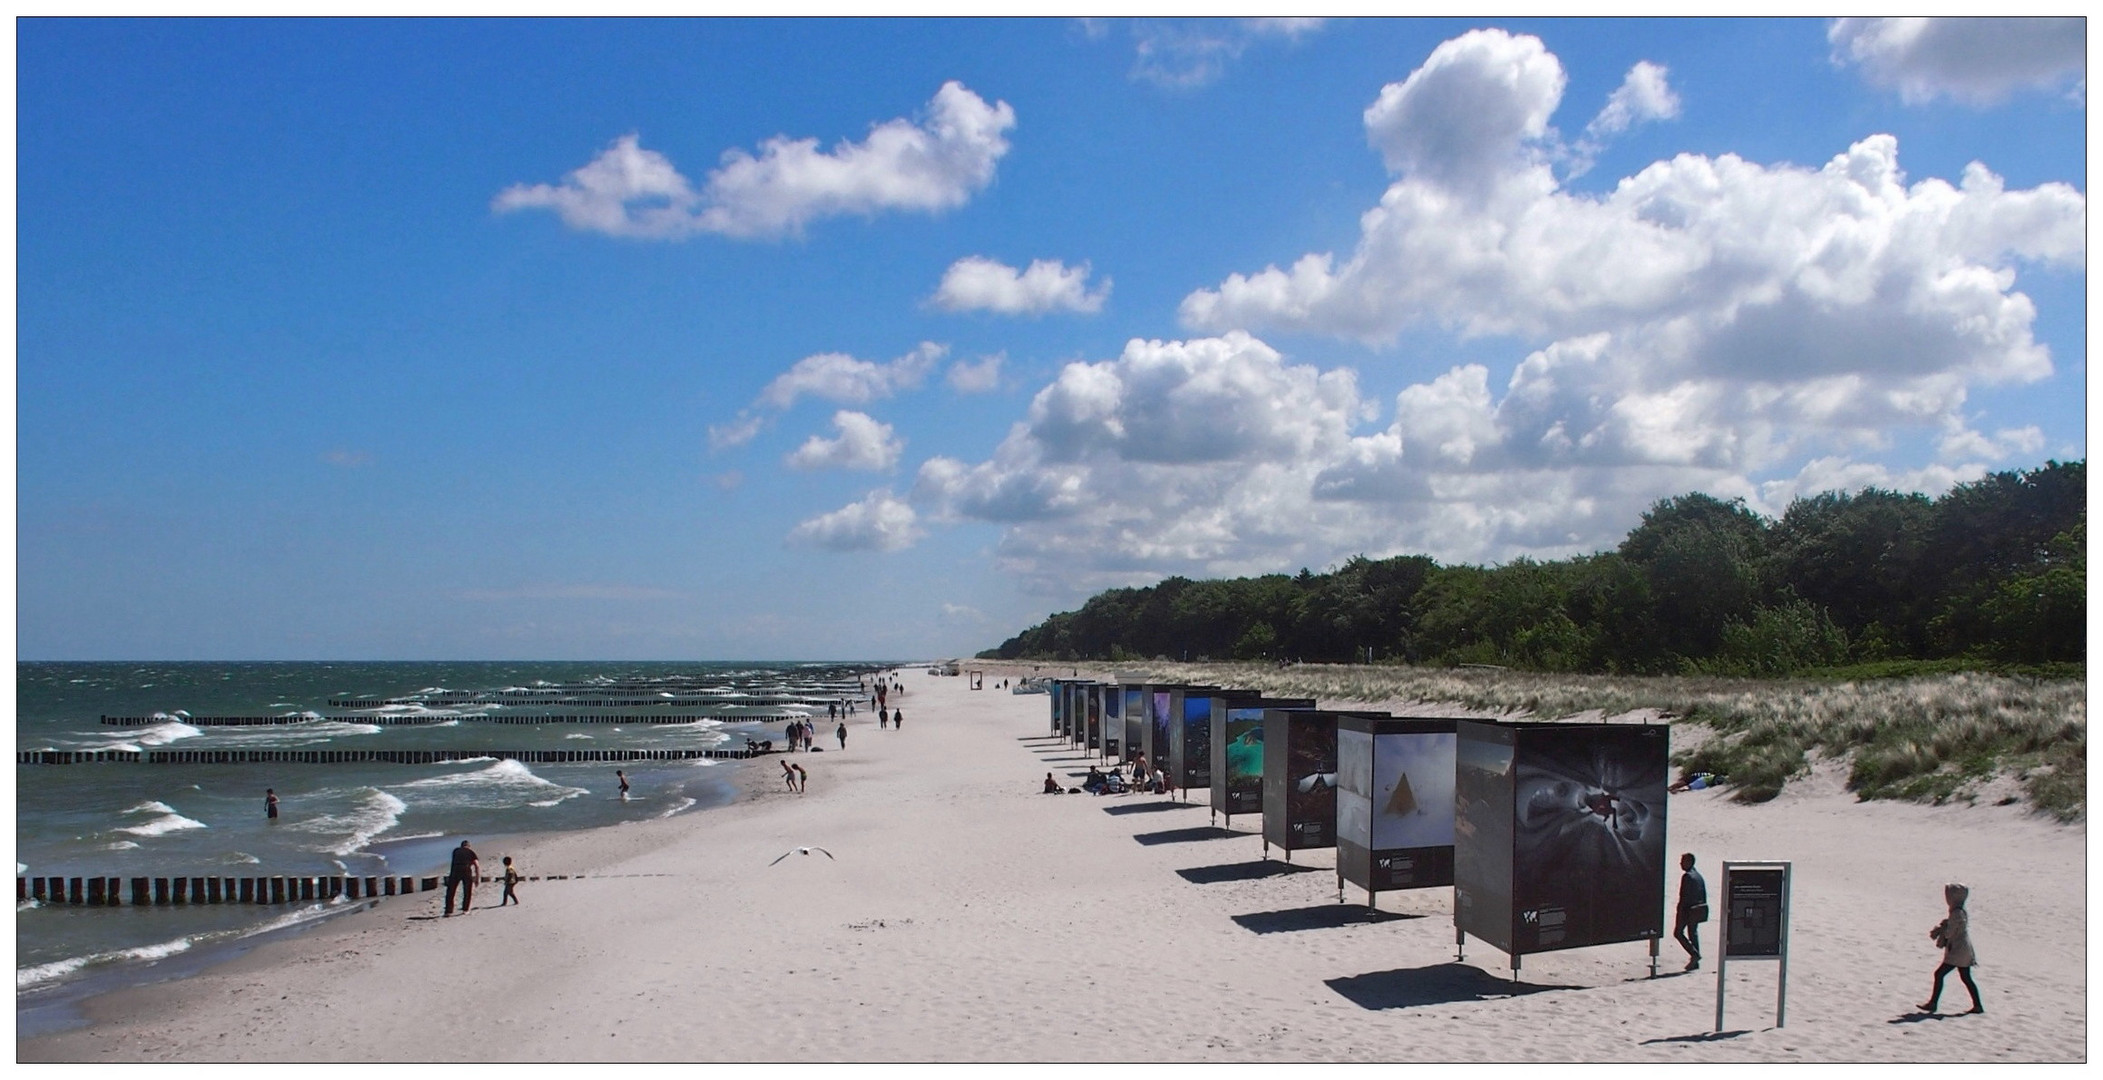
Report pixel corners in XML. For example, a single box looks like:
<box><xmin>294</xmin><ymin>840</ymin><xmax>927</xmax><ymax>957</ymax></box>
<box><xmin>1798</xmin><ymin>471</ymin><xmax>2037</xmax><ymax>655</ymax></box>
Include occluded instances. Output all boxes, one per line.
<box><xmin>15</xmin><ymin>17</ymin><xmax>2087</xmax><ymax>661</ymax></box>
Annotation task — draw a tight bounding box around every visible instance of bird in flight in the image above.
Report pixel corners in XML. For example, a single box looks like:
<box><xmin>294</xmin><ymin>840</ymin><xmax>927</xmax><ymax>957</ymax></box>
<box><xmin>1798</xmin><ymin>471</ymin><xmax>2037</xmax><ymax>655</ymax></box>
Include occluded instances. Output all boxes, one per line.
<box><xmin>768</xmin><ymin>846</ymin><xmax>835</xmax><ymax>866</ymax></box>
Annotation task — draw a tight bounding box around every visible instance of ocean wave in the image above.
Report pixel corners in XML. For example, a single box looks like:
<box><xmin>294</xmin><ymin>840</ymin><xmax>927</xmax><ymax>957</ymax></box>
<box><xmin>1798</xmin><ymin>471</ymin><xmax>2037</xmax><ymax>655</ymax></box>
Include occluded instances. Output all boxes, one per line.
<box><xmin>116</xmin><ymin>802</ymin><xmax>208</xmax><ymax>838</ymax></box>
<box><xmin>283</xmin><ymin>788</ymin><xmax>409</xmax><ymax>856</ymax></box>
<box><xmin>222</xmin><ymin>851</ymin><xmax>263</xmax><ymax>865</ymax></box>
<box><xmin>394</xmin><ymin>758</ymin><xmax>589</xmax><ymax>810</ymax></box>
<box><xmin>563</xmin><ymin>733</ymin><xmax>594</xmax><ymax>740</ymax></box>
<box><xmin>109</xmin><ymin>721</ymin><xmax>202</xmax><ymax>748</ymax></box>
<box><xmin>19</xmin><ymin>936</ymin><xmax>195</xmax><ymax>991</ymax></box>
<box><xmin>104</xmin><ymin>841</ymin><xmax>142</xmax><ymax>851</ymax></box>
<box><xmin>653</xmin><ymin>797</ymin><xmax>698</xmax><ymax>819</ymax></box>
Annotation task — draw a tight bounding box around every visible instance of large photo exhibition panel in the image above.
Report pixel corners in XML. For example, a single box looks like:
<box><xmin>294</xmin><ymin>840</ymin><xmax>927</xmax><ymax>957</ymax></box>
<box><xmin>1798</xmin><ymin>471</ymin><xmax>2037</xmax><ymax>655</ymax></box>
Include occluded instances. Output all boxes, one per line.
<box><xmin>1122</xmin><ymin>687</ymin><xmax>1146</xmax><ymax>764</ymax></box>
<box><xmin>1454</xmin><ymin>721</ymin><xmax>1517</xmax><ymax>954</ymax></box>
<box><xmin>1100</xmin><ymin>685</ymin><xmax>1121</xmax><ymax>757</ymax></box>
<box><xmin>1509</xmin><ymin>723</ymin><xmax>1669</xmax><ymax>954</ymax></box>
<box><xmin>1262</xmin><ymin>709</ymin><xmax>1340</xmax><ymax>853</ymax></box>
<box><xmin>1337</xmin><ymin>718</ymin><xmax>1458</xmax><ymax>892</ymax></box>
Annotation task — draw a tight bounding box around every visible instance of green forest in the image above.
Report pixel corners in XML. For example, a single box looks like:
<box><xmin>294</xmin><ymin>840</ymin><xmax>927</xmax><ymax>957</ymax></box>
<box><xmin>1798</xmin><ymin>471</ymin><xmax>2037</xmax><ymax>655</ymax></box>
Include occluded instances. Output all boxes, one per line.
<box><xmin>982</xmin><ymin>460</ymin><xmax>2084</xmax><ymax>676</ymax></box>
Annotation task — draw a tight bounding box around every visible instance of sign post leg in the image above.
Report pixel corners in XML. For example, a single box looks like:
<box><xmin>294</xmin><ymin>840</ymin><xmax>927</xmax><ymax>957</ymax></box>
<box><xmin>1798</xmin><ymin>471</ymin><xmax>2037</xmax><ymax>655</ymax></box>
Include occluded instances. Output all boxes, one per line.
<box><xmin>1648</xmin><ymin>936</ymin><xmax>1659</xmax><ymax>979</ymax></box>
<box><xmin>1455</xmin><ymin>925</ymin><xmax>1465</xmax><ymax>963</ymax></box>
<box><xmin>1715</xmin><ymin>957</ymin><xmax>1727</xmax><ymax>1032</ymax></box>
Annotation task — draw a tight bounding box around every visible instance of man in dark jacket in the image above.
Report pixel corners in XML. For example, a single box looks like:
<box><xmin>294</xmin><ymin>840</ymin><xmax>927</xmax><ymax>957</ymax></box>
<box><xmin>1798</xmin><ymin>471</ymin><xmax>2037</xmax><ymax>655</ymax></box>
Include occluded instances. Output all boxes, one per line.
<box><xmin>1674</xmin><ymin>852</ymin><xmax>1708</xmax><ymax>970</ymax></box>
<box><xmin>444</xmin><ymin>840</ymin><xmax>480</xmax><ymax>917</ymax></box>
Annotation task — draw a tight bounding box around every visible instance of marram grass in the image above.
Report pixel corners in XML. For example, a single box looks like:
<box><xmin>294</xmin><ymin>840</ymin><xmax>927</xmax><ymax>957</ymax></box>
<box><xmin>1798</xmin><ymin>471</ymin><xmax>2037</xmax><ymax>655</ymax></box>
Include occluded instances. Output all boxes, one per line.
<box><xmin>1088</xmin><ymin>662</ymin><xmax>2084</xmax><ymax>822</ymax></box>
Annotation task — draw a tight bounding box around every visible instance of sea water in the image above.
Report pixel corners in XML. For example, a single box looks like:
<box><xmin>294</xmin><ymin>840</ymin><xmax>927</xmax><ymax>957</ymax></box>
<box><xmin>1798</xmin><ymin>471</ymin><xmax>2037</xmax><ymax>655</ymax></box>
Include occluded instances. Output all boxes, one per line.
<box><xmin>15</xmin><ymin>661</ymin><xmax>884</xmax><ymax>1030</ymax></box>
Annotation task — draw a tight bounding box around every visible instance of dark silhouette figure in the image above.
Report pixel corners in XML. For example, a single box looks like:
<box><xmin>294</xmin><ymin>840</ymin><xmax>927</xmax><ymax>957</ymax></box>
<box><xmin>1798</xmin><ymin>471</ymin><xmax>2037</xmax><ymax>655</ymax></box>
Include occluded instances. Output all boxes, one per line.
<box><xmin>444</xmin><ymin>840</ymin><xmax>479</xmax><ymax>916</ymax></box>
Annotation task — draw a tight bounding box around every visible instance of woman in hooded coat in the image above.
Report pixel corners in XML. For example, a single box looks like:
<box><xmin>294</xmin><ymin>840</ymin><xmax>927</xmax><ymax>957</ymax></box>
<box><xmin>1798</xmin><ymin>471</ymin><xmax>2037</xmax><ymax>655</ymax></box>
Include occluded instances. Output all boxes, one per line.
<box><xmin>1920</xmin><ymin>882</ymin><xmax>1983</xmax><ymax>1014</ymax></box>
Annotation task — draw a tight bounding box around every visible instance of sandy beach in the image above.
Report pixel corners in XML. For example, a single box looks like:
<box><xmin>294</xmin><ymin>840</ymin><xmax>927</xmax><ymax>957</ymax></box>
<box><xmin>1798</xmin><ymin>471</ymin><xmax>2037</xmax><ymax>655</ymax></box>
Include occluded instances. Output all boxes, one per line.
<box><xmin>20</xmin><ymin>663</ymin><xmax>2085</xmax><ymax>1063</ymax></box>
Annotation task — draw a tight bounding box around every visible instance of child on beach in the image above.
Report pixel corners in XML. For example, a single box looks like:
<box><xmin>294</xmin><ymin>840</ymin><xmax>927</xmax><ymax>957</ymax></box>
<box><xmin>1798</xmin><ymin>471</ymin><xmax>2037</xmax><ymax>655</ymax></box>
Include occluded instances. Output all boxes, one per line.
<box><xmin>792</xmin><ymin>763</ymin><xmax>808</xmax><ymax>793</ymax></box>
<box><xmin>1920</xmin><ymin>882</ymin><xmax>1983</xmax><ymax>1014</ymax></box>
<box><xmin>617</xmin><ymin>770</ymin><xmax>631</xmax><ymax>800</ymax></box>
<box><xmin>499</xmin><ymin>857</ymin><xmax>521</xmax><ymax>906</ymax></box>
<box><xmin>782</xmin><ymin>759</ymin><xmax>798</xmax><ymax>791</ymax></box>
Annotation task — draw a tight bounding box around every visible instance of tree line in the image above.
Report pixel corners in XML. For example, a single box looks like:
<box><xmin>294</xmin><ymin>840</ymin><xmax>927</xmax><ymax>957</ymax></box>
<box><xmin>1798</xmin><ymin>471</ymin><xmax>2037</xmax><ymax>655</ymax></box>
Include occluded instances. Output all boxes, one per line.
<box><xmin>981</xmin><ymin>460</ymin><xmax>2084</xmax><ymax>675</ymax></box>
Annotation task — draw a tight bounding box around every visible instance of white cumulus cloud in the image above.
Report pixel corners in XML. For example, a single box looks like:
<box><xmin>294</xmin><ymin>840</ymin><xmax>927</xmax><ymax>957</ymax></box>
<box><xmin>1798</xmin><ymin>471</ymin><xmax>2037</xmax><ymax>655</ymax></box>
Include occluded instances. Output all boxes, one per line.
<box><xmin>931</xmin><ymin>256</ymin><xmax>1110</xmax><ymax>315</ymax></box>
<box><xmin>947</xmin><ymin>352</ymin><xmax>1006</xmax><ymax>394</ymax></box>
<box><xmin>494</xmin><ymin>81</ymin><xmax>1015</xmax><ymax>240</ymax></box>
<box><xmin>760</xmin><ymin>342</ymin><xmax>947</xmax><ymax>410</ymax></box>
<box><xmin>787</xmin><ymin>489</ymin><xmax>924</xmax><ymax>552</ymax></box>
<box><xmin>1586</xmin><ymin>60</ymin><xmax>1680</xmax><ymax>138</ymax></box>
<box><xmin>785</xmin><ymin>411</ymin><xmax>904</xmax><ymax>472</ymax></box>
<box><xmin>893</xmin><ymin>30</ymin><xmax>2080</xmax><ymax>598</ymax></box>
<box><xmin>1829</xmin><ymin>17</ymin><xmax>2086</xmax><ymax>106</ymax></box>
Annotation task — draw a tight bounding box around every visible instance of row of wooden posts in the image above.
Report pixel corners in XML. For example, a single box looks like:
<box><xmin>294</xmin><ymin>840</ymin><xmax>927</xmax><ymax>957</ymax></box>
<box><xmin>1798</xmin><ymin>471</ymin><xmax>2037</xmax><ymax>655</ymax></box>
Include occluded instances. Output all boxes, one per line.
<box><xmin>99</xmin><ymin>712</ymin><xmax>815</xmax><ymax>726</ymax></box>
<box><xmin>326</xmin><ymin>696</ymin><xmax>840</xmax><ymax>709</ymax></box>
<box><xmin>19</xmin><ymin>872</ymin><xmax>577</xmax><ymax>906</ymax></box>
<box><xmin>17</xmin><ymin>747</ymin><xmax>768</xmax><ymax>765</ymax></box>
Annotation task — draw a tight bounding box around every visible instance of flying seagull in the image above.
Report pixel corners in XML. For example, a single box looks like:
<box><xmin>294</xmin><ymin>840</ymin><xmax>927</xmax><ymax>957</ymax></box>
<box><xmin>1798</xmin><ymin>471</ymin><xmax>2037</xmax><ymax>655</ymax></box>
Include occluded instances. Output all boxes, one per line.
<box><xmin>768</xmin><ymin>846</ymin><xmax>835</xmax><ymax>866</ymax></box>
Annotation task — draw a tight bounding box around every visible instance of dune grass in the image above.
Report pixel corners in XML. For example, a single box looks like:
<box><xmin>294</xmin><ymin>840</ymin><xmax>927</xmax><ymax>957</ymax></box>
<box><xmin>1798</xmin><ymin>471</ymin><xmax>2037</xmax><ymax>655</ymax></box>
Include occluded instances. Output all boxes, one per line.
<box><xmin>1094</xmin><ymin>661</ymin><xmax>2085</xmax><ymax>822</ymax></box>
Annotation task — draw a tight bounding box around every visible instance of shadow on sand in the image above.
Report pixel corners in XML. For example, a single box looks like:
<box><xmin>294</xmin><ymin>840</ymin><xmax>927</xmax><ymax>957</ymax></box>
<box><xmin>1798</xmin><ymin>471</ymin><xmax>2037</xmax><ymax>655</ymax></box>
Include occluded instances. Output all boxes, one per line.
<box><xmin>1132</xmin><ymin>826</ymin><xmax>1247</xmax><ymax>846</ymax></box>
<box><xmin>1176</xmin><ymin>860</ymin><xmax>1322</xmax><ymax>884</ymax></box>
<box><xmin>1231</xmin><ymin>903</ymin><xmax>1424</xmax><ymax>934</ymax></box>
<box><xmin>1102</xmin><ymin>801</ymin><xmax>1201</xmax><ymax>816</ymax></box>
<box><xmin>1325</xmin><ymin>963</ymin><xmax>1577</xmax><ymax>1011</ymax></box>
<box><xmin>1641</xmin><ymin>1029</ymin><xmax>1752</xmax><ymax>1045</ymax></box>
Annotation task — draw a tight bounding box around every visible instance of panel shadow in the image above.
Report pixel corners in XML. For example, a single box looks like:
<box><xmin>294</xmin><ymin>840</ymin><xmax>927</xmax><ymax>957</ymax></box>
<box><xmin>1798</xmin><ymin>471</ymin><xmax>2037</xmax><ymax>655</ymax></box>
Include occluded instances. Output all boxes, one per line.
<box><xmin>1230</xmin><ymin>903</ymin><xmax>1424</xmax><ymax>934</ymax></box>
<box><xmin>1325</xmin><ymin>963</ymin><xmax>1578</xmax><ymax>1010</ymax></box>
<box><xmin>1132</xmin><ymin>826</ymin><xmax>1248</xmax><ymax>846</ymax></box>
<box><xmin>1102</xmin><ymin>801</ymin><xmax>1203</xmax><ymax>816</ymax></box>
<box><xmin>1177</xmin><ymin>860</ymin><xmax>1322</xmax><ymax>884</ymax></box>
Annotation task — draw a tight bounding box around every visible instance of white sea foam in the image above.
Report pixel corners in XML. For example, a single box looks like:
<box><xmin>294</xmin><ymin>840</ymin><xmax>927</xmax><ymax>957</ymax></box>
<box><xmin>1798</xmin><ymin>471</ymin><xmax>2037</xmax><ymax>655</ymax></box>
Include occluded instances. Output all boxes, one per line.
<box><xmin>222</xmin><ymin>851</ymin><xmax>263</xmax><ymax>865</ymax></box>
<box><xmin>397</xmin><ymin>758</ymin><xmax>588</xmax><ymax>809</ymax></box>
<box><xmin>653</xmin><ymin>797</ymin><xmax>698</xmax><ymax>819</ymax></box>
<box><xmin>116</xmin><ymin>812</ymin><xmax>208</xmax><ymax>838</ymax></box>
<box><xmin>124</xmin><ymin>801</ymin><xmax>176</xmax><ymax>815</ymax></box>
<box><xmin>118</xmin><ymin>721</ymin><xmax>201</xmax><ymax>748</ymax></box>
<box><xmin>285</xmin><ymin>788</ymin><xmax>409</xmax><ymax>856</ymax></box>
<box><xmin>564</xmin><ymin>733</ymin><xmax>594</xmax><ymax>740</ymax></box>
<box><xmin>19</xmin><ymin>936</ymin><xmax>195</xmax><ymax>991</ymax></box>
<box><xmin>104</xmin><ymin>841</ymin><xmax>142</xmax><ymax>851</ymax></box>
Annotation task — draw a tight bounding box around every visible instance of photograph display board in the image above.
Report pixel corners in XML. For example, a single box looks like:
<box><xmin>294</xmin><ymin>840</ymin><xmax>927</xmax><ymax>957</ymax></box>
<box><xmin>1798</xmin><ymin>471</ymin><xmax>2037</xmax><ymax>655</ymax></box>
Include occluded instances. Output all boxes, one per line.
<box><xmin>1085</xmin><ymin>685</ymin><xmax>1104</xmax><ymax>751</ymax></box>
<box><xmin>1122</xmin><ymin>687</ymin><xmax>1146</xmax><ymax>765</ymax></box>
<box><xmin>1048</xmin><ymin>679</ymin><xmax>1065</xmax><ymax>734</ymax></box>
<box><xmin>1100</xmin><ymin>685</ymin><xmax>1122</xmax><ymax>758</ymax></box>
<box><xmin>1148</xmin><ymin>689</ymin><xmax>1175</xmax><ymax>770</ymax></box>
<box><xmin>1208</xmin><ymin>696</ymin><xmax>1316</xmax><ymax>822</ymax></box>
<box><xmin>1164</xmin><ymin>687</ymin><xmax>1228</xmax><ymax>794</ymax></box>
<box><xmin>1455</xmin><ymin>720</ymin><xmax>1669</xmax><ymax>958</ymax></box>
<box><xmin>1261</xmin><ymin>709</ymin><xmax>1341</xmax><ymax>856</ymax></box>
<box><xmin>1336</xmin><ymin>715</ymin><xmax>1457</xmax><ymax>895</ymax></box>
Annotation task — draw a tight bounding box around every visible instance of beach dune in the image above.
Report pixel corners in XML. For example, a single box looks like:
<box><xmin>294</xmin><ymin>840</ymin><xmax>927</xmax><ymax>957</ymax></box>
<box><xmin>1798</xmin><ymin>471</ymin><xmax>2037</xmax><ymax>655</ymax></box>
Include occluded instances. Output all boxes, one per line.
<box><xmin>20</xmin><ymin>665</ymin><xmax>2084</xmax><ymax>1062</ymax></box>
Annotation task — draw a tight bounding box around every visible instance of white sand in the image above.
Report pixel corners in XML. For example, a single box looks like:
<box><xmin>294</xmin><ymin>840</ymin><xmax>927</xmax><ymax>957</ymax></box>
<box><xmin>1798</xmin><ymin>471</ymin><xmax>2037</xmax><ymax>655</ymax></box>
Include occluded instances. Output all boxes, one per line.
<box><xmin>21</xmin><ymin>663</ymin><xmax>2085</xmax><ymax>1062</ymax></box>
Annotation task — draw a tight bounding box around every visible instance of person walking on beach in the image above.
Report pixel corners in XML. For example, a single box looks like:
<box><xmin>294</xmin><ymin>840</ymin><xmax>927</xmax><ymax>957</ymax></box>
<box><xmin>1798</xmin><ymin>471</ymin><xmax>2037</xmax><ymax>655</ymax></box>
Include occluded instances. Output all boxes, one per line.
<box><xmin>265</xmin><ymin>788</ymin><xmax>279</xmax><ymax>822</ymax></box>
<box><xmin>499</xmin><ymin>856</ymin><xmax>521</xmax><ymax>906</ymax></box>
<box><xmin>836</xmin><ymin>722</ymin><xmax>847</xmax><ymax>750</ymax></box>
<box><xmin>1920</xmin><ymin>882</ymin><xmax>1984</xmax><ymax>1014</ymax></box>
<box><xmin>880</xmin><ymin>708</ymin><xmax>889</xmax><ymax>730</ymax></box>
<box><xmin>443</xmin><ymin>840</ymin><xmax>479</xmax><ymax>916</ymax></box>
<box><xmin>617</xmin><ymin>770</ymin><xmax>631</xmax><ymax>801</ymax></box>
<box><xmin>792</xmin><ymin>762</ymin><xmax>808</xmax><ymax>793</ymax></box>
<box><xmin>1674</xmin><ymin>853</ymin><xmax>1708</xmax><ymax>970</ymax></box>
<box><xmin>892</xmin><ymin>709</ymin><xmax>903</xmax><ymax>731</ymax></box>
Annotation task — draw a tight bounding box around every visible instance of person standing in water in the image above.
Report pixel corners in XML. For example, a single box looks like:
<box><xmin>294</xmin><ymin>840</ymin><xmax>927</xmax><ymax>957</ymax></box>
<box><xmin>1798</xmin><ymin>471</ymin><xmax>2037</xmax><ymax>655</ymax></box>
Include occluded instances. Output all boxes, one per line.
<box><xmin>1920</xmin><ymin>882</ymin><xmax>1984</xmax><ymax>1014</ymax></box>
<box><xmin>616</xmin><ymin>770</ymin><xmax>631</xmax><ymax>801</ymax></box>
<box><xmin>265</xmin><ymin>788</ymin><xmax>279</xmax><ymax>822</ymax></box>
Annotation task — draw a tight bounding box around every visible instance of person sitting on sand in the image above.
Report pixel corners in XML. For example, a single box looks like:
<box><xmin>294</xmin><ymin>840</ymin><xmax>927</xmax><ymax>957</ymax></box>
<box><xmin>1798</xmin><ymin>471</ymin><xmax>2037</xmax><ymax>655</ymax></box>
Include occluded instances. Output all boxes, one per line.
<box><xmin>1082</xmin><ymin>766</ymin><xmax>1106</xmax><ymax>794</ymax></box>
<box><xmin>1043</xmin><ymin>772</ymin><xmax>1061</xmax><ymax>794</ymax></box>
<box><xmin>1669</xmin><ymin>772</ymin><xmax>1716</xmax><ymax>793</ymax></box>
